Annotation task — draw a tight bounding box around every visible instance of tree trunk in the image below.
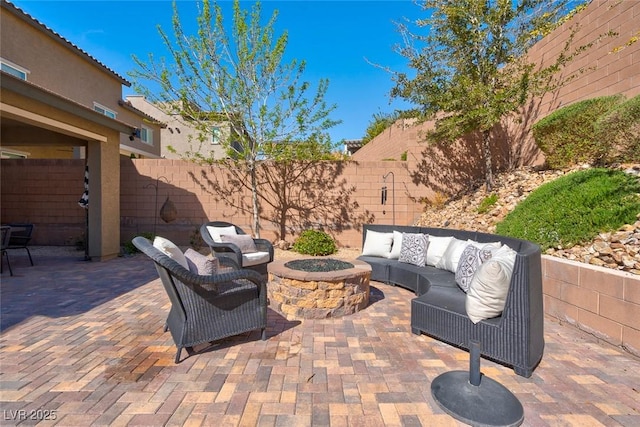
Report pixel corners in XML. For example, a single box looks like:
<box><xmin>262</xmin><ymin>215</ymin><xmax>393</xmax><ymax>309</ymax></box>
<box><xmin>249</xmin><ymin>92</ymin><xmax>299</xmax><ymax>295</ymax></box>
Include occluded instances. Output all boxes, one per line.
<box><xmin>482</xmin><ymin>129</ymin><xmax>494</xmax><ymax>192</ymax></box>
<box><xmin>250</xmin><ymin>165</ymin><xmax>261</xmax><ymax>238</ymax></box>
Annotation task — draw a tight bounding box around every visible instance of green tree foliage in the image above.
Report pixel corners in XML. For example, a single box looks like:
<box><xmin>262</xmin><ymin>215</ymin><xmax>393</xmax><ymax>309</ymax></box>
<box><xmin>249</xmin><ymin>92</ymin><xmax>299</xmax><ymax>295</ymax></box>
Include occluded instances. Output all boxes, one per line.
<box><xmin>390</xmin><ymin>0</ymin><xmax>604</xmax><ymax>191</ymax></box>
<box><xmin>129</xmin><ymin>0</ymin><xmax>340</xmax><ymax>237</ymax></box>
<box><xmin>532</xmin><ymin>95</ymin><xmax>624</xmax><ymax>168</ymax></box>
<box><xmin>496</xmin><ymin>168</ymin><xmax>640</xmax><ymax>250</ymax></box>
<box><xmin>362</xmin><ymin>111</ymin><xmax>400</xmax><ymax>145</ymax></box>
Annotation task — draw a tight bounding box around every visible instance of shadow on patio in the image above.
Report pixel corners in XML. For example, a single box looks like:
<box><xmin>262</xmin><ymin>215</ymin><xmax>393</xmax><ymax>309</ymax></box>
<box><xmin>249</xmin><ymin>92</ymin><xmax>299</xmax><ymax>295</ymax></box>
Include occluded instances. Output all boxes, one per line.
<box><xmin>0</xmin><ymin>251</ymin><xmax>639</xmax><ymax>426</ymax></box>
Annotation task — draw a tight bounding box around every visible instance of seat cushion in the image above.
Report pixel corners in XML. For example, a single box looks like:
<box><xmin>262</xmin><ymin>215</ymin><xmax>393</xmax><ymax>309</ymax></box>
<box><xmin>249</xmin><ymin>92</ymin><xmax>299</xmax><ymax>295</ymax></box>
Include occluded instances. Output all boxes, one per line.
<box><xmin>414</xmin><ymin>286</ymin><xmax>467</xmax><ymax>317</ymax></box>
<box><xmin>242</xmin><ymin>251</ymin><xmax>271</xmax><ymax>267</ymax></box>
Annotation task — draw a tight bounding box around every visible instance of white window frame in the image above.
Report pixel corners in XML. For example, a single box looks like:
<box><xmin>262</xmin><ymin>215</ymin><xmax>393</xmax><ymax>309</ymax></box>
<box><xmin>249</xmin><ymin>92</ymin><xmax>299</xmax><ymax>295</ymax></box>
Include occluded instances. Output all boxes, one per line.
<box><xmin>140</xmin><ymin>125</ymin><xmax>153</xmax><ymax>145</ymax></box>
<box><xmin>0</xmin><ymin>57</ymin><xmax>29</xmax><ymax>80</ymax></box>
<box><xmin>93</xmin><ymin>102</ymin><xmax>117</xmax><ymax>119</ymax></box>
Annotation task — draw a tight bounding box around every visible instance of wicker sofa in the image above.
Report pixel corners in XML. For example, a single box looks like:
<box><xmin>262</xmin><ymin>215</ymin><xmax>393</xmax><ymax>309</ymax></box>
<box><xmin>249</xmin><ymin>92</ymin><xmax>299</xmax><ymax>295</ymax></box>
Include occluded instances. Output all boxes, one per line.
<box><xmin>357</xmin><ymin>224</ymin><xmax>544</xmax><ymax>378</ymax></box>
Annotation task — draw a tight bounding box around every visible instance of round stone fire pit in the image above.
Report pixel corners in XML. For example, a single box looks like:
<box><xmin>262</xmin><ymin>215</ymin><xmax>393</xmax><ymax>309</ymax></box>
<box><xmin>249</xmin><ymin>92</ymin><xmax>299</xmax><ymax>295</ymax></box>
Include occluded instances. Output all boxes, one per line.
<box><xmin>268</xmin><ymin>258</ymin><xmax>372</xmax><ymax>320</ymax></box>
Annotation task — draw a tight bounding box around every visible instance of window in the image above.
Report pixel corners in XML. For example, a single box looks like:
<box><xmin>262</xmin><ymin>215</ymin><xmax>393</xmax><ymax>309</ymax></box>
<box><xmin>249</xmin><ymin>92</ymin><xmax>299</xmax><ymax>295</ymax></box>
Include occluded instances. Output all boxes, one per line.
<box><xmin>211</xmin><ymin>126</ymin><xmax>221</xmax><ymax>145</ymax></box>
<box><xmin>0</xmin><ymin>58</ymin><xmax>29</xmax><ymax>80</ymax></box>
<box><xmin>140</xmin><ymin>125</ymin><xmax>153</xmax><ymax>145</ymax></box>
<box><xmin>93</xmin><ymin>102</ymin><xmax>117</xmax><ymax>119</ymax></box>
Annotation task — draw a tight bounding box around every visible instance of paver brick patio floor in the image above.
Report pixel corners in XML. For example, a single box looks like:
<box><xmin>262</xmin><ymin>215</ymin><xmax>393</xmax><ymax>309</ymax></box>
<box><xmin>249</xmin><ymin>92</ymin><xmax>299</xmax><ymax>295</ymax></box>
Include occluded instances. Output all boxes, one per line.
<box><xmin>1</xmin><ymin>253</ymin><xmax>639</xmax><ymax>426</ymax></box>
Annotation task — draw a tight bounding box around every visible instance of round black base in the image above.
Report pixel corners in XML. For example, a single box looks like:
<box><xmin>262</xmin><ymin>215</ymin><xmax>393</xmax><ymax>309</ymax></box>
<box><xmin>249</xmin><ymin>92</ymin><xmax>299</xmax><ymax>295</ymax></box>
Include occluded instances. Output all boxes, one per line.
<box><xmin>431</xmin><ymin>371</ymin><xmax>524</xmax><ymax>427</ymax></box>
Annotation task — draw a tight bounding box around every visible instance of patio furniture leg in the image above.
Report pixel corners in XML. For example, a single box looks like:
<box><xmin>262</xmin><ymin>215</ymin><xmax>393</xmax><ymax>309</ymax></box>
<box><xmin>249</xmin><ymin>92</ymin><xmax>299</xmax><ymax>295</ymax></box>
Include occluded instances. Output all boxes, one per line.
<box><xmin>261</xmin><ymin>328</ymin><xmax>266</xmax><ymax>341</ymax></box>
<box><xmin>25</xmin><ymin>247</ymin><xmax>33</xmax><ymax>266</ymax></box>
<box><xmin>1</xmin><ymin>252</ymin><xmax>12</xmax><ymax>276</ymax></box>
<box><xmin>175</xmin><ymin>347</ymin><xmax>183</xmax><ymax>364</ymax></box>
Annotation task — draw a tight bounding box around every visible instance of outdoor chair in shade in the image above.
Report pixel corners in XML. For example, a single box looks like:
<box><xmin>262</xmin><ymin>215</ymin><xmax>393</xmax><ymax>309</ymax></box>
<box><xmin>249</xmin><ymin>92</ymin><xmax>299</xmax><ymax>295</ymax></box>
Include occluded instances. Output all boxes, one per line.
<box><xmin>200</xmin><ymin>221</ymin><xmax>274</xmax><ymax>276</ymax></box>
<box><xmin>6</xmin><ymin>223</ymin><xmax>34</xmax><ymax>266</ymax></box>
<box><xmin>1</xmin><ymin>226</ymin><xmax>12</xmax><ymax>276</ymax></box>
<box><xmin>132</xmin><ymin>236</ymin><xmax>268</xmax><ymax>363</ymax></box>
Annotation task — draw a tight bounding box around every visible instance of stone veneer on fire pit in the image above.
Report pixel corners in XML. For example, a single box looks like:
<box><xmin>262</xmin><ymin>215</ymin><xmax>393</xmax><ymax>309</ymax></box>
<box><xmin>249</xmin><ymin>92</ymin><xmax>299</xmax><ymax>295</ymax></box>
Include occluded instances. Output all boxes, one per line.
<box><xmin>267</xmin><ymin>259</ymin><xmax>372</xmax><ymax>320</ymax></box>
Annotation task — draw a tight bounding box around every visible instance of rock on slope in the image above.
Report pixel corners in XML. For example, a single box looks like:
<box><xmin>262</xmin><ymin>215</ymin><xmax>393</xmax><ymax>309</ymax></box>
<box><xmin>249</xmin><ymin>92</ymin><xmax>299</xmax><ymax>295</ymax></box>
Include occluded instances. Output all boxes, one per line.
<box><xmin>415</xmin><ymin>166</ymin><xmax>640</xmax><ymax>275</ymax></box>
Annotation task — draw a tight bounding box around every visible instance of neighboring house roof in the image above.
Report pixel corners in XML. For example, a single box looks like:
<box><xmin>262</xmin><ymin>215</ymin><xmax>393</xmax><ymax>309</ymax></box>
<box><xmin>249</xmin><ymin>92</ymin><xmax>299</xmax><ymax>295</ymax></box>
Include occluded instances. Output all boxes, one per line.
<box><xmin>1</xmin><ymin>0</ymin><xmax>130</xmax><ymax>86</ymax></box>
<box><xmin>118</xmin><ymin>99</ymin><xmax>167</xmax><ymax>128</ymax></box>
<box><xmin>344</xmin><ymin>139</ymin><xmax>363</xmax><ymax>155</ymax></box>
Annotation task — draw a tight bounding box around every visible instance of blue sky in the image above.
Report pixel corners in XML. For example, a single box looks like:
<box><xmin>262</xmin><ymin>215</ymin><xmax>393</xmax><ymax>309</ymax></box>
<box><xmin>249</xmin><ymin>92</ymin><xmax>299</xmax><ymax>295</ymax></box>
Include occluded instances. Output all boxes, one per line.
<box><xmin>12</xmin><ymin>0</ymin><xmax>422</xmax><ymax>143</ymax></box>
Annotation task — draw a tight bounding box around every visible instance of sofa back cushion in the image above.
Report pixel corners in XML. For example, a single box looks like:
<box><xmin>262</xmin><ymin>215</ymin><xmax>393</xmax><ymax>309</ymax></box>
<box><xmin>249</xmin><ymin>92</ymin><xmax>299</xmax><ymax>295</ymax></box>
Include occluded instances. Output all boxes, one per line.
<box><xmin>361</xmin><ymin>230</ymin><xmax>394</xmax><ymax>258</ymax></box>
<box><xmin>465</xmin><ymin>244</ymin><xmax>517</xmax><ymax>323</ymax></box>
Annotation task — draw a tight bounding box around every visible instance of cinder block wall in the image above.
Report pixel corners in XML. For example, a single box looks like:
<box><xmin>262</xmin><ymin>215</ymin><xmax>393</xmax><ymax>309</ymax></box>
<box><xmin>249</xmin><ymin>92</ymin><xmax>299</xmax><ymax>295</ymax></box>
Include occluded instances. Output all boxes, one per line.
<box><xmin>118</xmin><ymin>158</ymin><xmax>418</xmax><ymax>249</ymax></box>
<box><xmin>0</xmin><ymin>159</ymin><xmax>86</xmax><ymax>245</ymax></box>
<box><xmin>543</xmin><ymin>256</ymin><xmax>640</xmax><ymax>357</ymax></box>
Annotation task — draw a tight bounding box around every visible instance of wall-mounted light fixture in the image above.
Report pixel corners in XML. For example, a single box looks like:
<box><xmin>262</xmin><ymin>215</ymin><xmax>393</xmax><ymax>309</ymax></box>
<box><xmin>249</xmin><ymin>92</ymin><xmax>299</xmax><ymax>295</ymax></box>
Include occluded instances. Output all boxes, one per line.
<box><xmin>129</xmin><ymin>128</ymin><xmax>141</xmax><ymax>141</ymax></box>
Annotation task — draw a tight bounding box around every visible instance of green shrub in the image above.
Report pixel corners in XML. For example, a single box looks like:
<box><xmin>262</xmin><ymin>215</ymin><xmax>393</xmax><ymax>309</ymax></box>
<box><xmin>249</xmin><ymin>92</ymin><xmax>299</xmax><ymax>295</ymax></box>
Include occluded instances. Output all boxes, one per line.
<box><xmin>495</xmin><ymin>168</ymin><xmax>640</xmax><ymax>250</ymax></box>
<box><xmin>292</xmin><ymin>229</ymin><xmax>337</xmax><ymax>256</ymax></box>
<box><xmin>595</xmin><ymin>95</ymin><xmax>640</xmax><ymax>163</ymax></box>
<box><xmin>532</xmin><ymin>95</ymin><xmax>624</xmax><ymax>168</ymax></box>
<box><xmin>477</xmin><ymin>193</ymin><xmax>498</xmax><ymax>214</ymax></box>
<box><xmin>400</xmin><ymin>151</ymin><xmax>408</xmax><ymax>161</ymax></box>
<box><xmin>122</xmin><ymin>232</ymin><xmax>155</xmax><ymax>254</ymax></box>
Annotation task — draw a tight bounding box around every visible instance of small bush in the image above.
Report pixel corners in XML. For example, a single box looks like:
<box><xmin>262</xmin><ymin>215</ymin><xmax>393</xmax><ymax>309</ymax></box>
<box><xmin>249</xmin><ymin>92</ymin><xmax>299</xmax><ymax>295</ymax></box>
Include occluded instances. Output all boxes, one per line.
<box><xmin>292</xmin><ymin>229</ymin><xmax>337</xmax><ymax>256</ymax></box>
<box><xmin>596</xmin><ymin>94</ymin><xmax>640</xmax><ymax>163</ymax></box>
<box><xmin>532</xmin><ymin>95</ymin><xmax>624</xmax><ymax>168</ymax></box>
<box><xmin>401</xmin><ymin>151</ymin><xmax>408</xmax><ymax>161</ymax></box>
<box><xmin>122</xmin><ymin>232</ymin><xmax>155</xmax><ymax>254</ymax></box>
<box><xmin>477</xmin><ymin>193</ymin><xmax>498</xmax><ymax>214</ymax></box>
<box><xmin>495</xmin><ymin>168</ymin><xmax>640</xmax><ymax>250</ymax></box>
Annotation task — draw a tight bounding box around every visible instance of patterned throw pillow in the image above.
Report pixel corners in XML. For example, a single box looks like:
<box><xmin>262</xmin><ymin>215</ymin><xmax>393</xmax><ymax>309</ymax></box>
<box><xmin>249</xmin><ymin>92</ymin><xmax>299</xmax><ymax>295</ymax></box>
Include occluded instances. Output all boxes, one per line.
<box><xmin>398</xmin><ymin>233</ymin><xmax>429</xmax><ymax>267</ymax></box>
<box><xmin>455</xmin><ymin>244</ymin><xmax>493</xmax><ymax>293</ymax></box>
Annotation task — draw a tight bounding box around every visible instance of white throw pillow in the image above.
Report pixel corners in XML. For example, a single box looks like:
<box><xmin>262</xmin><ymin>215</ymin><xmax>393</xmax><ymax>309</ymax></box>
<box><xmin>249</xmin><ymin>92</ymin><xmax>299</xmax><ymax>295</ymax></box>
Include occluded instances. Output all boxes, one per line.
<box><xmin>398</xmin><ymin>233</ymin><xmax>429</xmax><ymax>266</ymax></box>
<box><xmin>436</xmin><ymin>238</ymin><xmax>474</xmax><ymax>273</ymax></box>
<box><xmin>206</xmin><ymin>225</ymin><xmax>237</xmax><ymax>243</ymax></box>
<box><xmin>470</xmin><ymin>241</ymin><xmax>502</xmax><ymax>251</ymax></box>
<box><xmin>388</xmin><ymin>231</ymin><xmax>404</xmax><ymax>259</ymax></box>
<box><xmin>153</xmin><ymin>236</ymin><xmax>189</xmax><ymax>269</ymax></box>
<box><xmin>465</xmin><ymin>244</ymin><xmax>517</xmax><ymax>324</ymax></box>
<box><xmin>361</xmin><ymin>230</ymin><xmax>394</xmax><ymax>258</ymax></box>
<box><xmin>425</xmin><ymin>236</ymin><xmax>454</xmax><ymax>267</ymax></box>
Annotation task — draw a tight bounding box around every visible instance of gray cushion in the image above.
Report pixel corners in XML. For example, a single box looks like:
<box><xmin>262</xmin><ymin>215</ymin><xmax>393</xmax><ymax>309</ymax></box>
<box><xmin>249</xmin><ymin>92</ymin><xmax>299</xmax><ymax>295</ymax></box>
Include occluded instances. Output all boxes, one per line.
<box><xmin>220</xmin><ymin>234</ymin><xmax>258</xmax><ymax>253</ymax></box>
<box><xmin>184</xmin><ymin>248</ymin><xmax>219</xmax><ymax>275</ymax></box>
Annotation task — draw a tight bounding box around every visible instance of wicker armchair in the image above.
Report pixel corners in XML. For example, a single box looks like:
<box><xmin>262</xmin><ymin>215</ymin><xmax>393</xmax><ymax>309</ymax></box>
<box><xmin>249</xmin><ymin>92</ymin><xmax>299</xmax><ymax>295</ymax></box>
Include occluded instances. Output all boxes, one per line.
<box><xmin>132</xmin><ymin>236</ymin><xmax>268</xmax><ymax>363</ymax></box>
<box><xmin>200</xmin><ymin>221</ymin><xmax>274</xmax><ymax>276</ymax></box>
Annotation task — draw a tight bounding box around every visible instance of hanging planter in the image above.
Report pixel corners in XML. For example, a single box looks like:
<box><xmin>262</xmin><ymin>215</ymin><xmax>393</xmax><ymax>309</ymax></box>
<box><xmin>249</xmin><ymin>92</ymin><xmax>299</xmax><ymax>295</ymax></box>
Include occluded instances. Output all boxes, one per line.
<box><xmin>160</xmin><ymin>196</ymin><xmax>178</xmax><ymax>223</ymax></box>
